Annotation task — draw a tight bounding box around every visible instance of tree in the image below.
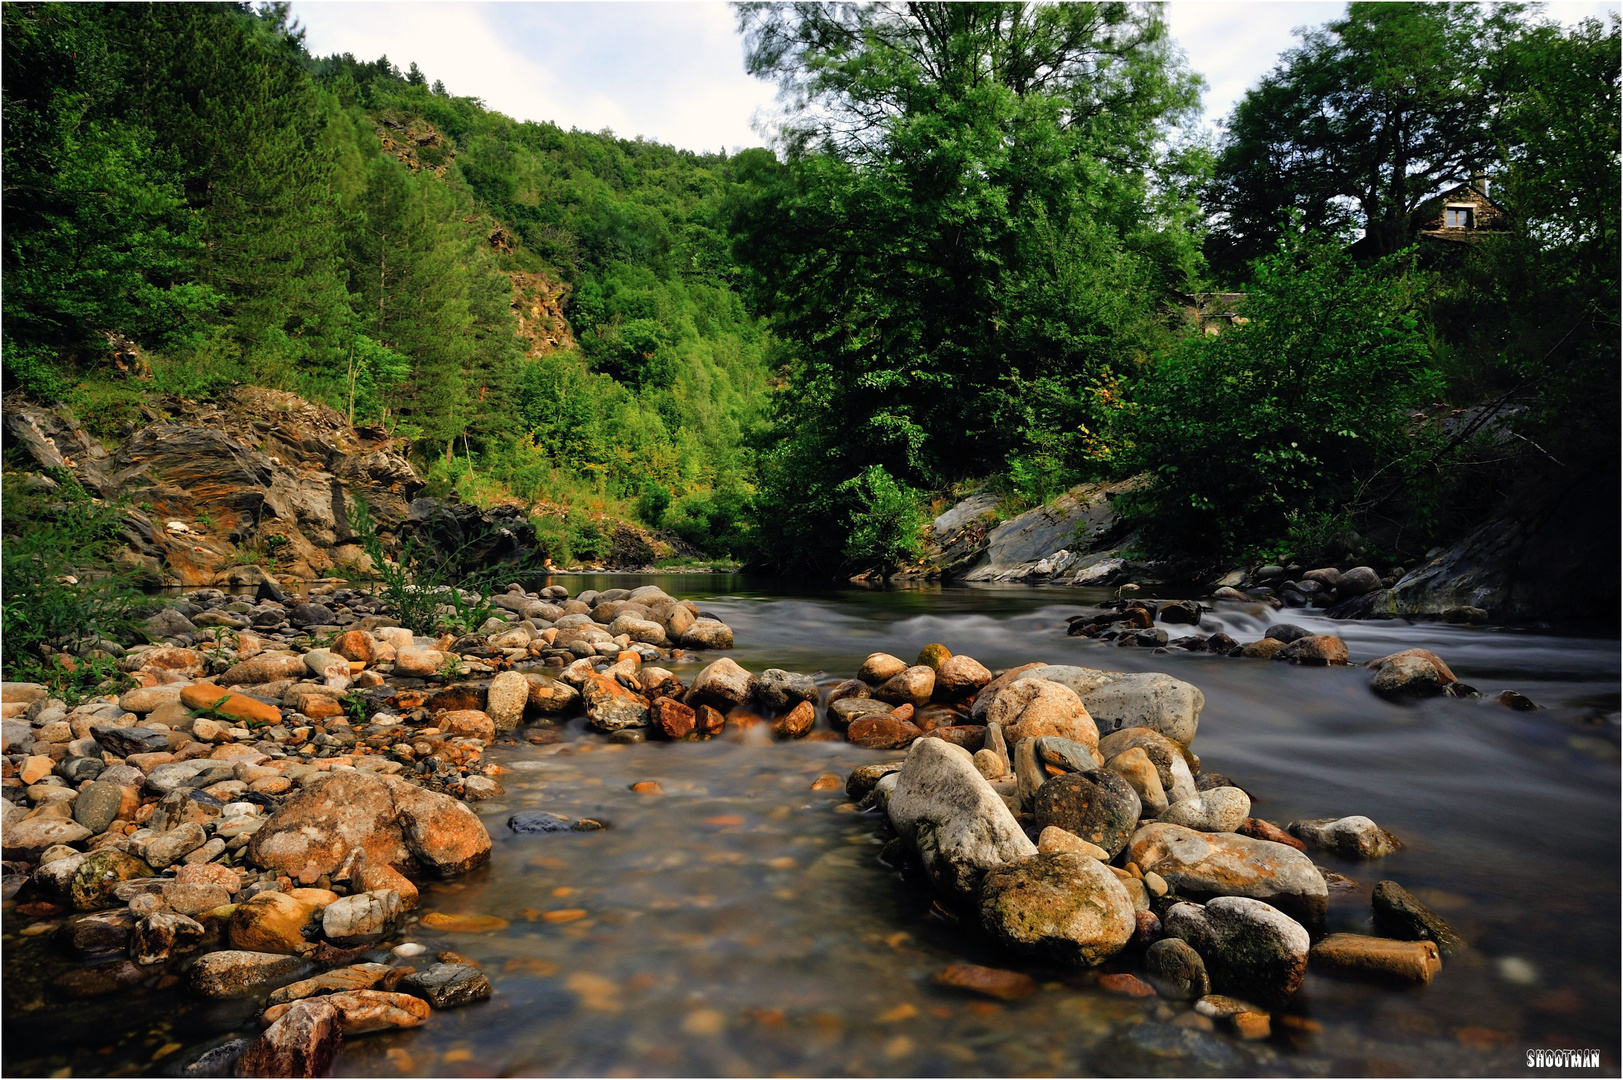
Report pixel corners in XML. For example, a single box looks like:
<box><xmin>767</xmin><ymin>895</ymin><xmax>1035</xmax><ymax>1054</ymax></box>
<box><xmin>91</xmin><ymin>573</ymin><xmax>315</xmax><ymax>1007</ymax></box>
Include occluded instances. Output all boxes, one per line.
<box><xmin>1125</xmin><ymin>233</ymin><xmax>1440</xmax><ymax>557</ymax></box>
<box><xmin>0</xmin><ymin>4</ymin><xmax>218</xmax><ymax>394</ymax></box>
<box><xmin>732</xmin><ymin>1</ymin><xmax>1203</xmax><ymax>569</ymax></box>
<box><xmin>1206</xmin><ymin>2</ymin><xmax>1530</xmax><ymax>274</ymax></box>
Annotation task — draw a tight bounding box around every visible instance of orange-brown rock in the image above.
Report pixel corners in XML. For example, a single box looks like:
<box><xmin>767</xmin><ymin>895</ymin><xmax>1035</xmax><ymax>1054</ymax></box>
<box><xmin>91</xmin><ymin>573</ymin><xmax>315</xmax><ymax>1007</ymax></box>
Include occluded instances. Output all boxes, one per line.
<box><xmin>969</xmin><ymin>662</ymin><xmax>1045</xmax><ymax>720</ymax></box>
<box><xmin>847</xmin><ymin>715</ymin><xmax>923</xmax><ymax>750</ymax></box>
<box><xmin>986</xmin><ymin>679</ymin><xmax>1098</xmax><ymax>749</ymax></box>
<box><xmin>1237</xmin><ymin>817</ymin><xmax>1306</xmax><ymax>851</ymax></box>
<box><xmin>772</xmin><ymin>700</ymin><xmax>816</xmax><ymax>739</ymax></box>
<box><xmin>133</xmin><ymin>647</ymin><xmax>208</xmax><ymax>679</ymax></box>
<box><xmin>180</xmin><ymin>684</ymin><xmax>281</xmax><ymax>726</ymax></box>
<box><xmin>652</xmin><ymin>697</ymin><xmax>697</xmax><ymax>739</ymax></box>
<box><xmin>358</xmin><ymin>863</ymin><xmax>419</xmax><ymax>911</ymax></box>
<box><xmin>694</xmin><ymin>704</ymin><xmax>725</xmax><ymax>737</ymax></box>
<box><xmin>932</xmin><ymin>964</ymin><xmax>1037</xmax><ymax>1001</ymax></box>
<box><xmin>248</xmin><ymin>772</ymin><xmax>490</xmax><ymax>880</ymax></box>
<box><xmin>581</xmin><ymin>672</ymin><xmax>649</xmax><ymax>732</ymax></box>
<box><xmin>935</xmin><ymin>654</ymin><xmax>992</xmax><ymax>698</ymax></box>
<box><xmin>437</xmin><ymin>710</ymin><xmax>495</xmax><ymax>741</ymax></box>
<box><xmin>333</xmin><ymin>631</ymin><xmax>375</xmax><ymax>664</ymax></box>
<box><xmin>261</xmin><ymin>989</ymin><xmax>430</xmax><ymax>1035</ymax></box>
<box><xmin>1273</xmin><ymin>634</ymin><xmax>1349</xmax><ymax>666</ymax></box>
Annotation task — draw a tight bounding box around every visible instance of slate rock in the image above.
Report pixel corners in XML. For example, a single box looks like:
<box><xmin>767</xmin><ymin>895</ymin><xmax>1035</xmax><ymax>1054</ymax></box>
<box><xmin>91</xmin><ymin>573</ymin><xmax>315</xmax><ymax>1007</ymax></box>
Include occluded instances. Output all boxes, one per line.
<box><xmin>401</xmin><ymin>961</ymin><xmax>493</xmax><ymax>1008</ymax></box>
<box><xmin>1032</xmin><ymin>770</ymin><xmax>1142</xmax><ymax>859</ymax></box>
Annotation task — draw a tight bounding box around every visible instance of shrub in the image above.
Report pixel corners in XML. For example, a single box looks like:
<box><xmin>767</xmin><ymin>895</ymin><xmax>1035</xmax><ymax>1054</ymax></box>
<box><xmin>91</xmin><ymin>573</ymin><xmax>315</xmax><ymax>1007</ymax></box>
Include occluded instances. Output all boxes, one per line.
<box><xmin>838</xmin><ymin>465</ymin><xmax>927</xmax><ymax>572</ymax></box>
<box><xmin>1</xmin><ymin>471</ymin><xmax>146</xmax><ymax>688</ymax></box>
<box><xmin>1124</xmin><ymin>236</ymin><xmax>1442</xmax><ymax>557</ymax></box>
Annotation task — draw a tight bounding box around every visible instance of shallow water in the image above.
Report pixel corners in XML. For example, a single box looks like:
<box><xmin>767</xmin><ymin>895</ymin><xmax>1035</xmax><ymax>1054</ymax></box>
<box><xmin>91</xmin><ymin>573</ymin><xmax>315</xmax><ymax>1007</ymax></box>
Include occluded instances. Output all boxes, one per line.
<box><xmin>5</xmin><ymin>577</ymin><xmax>1619</xmax><ymax>1077</ymax></box>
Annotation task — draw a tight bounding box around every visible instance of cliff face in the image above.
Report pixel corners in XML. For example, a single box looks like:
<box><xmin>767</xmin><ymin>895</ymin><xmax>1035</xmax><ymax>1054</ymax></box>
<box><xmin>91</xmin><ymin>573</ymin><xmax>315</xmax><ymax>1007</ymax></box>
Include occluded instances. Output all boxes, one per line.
<box><xmin>509</xmin><ymin>271</ymin><xmax>575</xmax><ymax>356</ymax></box>
<box><xmin>4</xmin><ymin>388</ymin><xmax>422</xmax><ymax>585</ymax></box>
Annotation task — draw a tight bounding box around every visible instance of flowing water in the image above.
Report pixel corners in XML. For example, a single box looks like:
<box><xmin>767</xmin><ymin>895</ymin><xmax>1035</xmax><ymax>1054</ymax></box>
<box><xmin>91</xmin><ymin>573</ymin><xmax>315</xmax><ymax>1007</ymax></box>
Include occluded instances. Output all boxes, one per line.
<box><xmin>5</xmin><ymin>577</ymin><xmax>1619</xmax><ymax>1077</ymax></box>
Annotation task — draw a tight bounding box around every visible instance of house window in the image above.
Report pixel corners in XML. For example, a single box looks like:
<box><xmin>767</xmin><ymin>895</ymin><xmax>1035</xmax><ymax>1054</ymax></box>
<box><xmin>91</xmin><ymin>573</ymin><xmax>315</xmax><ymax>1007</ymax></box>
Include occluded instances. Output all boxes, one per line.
<box><xmin>1445</xmin><ymin>206</ymin><xmax>1473</xmax><ymax>229</ymax></box>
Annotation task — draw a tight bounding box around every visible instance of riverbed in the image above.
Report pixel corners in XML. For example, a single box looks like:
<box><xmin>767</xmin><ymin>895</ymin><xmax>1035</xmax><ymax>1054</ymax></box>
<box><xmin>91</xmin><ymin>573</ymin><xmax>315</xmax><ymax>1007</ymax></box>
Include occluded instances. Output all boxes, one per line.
<box><xmin>5</xmin><ymin>576</ymin><xmax>1618</xmax><ymax>1076</ymax></box>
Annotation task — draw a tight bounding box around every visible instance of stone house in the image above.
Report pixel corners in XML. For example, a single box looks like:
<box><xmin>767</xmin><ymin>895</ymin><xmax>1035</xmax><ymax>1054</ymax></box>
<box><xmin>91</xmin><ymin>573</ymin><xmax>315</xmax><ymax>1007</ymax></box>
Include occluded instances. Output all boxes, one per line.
<box><xmin>1416</xmin><ymin>173</ymin><xmax>1508</xmax><ymax>243</ymax></box>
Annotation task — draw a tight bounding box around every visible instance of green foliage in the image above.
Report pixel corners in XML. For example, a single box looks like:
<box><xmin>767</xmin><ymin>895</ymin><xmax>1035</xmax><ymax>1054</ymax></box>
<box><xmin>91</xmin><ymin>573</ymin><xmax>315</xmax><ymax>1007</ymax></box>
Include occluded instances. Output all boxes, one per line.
<box><xmin>1207</xmin><ymin>2</ymin><xmax>1534</xmax><ymax>273</ymax></box>
<box><xmin>732</xmin><ymin>1</ymin><xmax>1203</xmax><ymax>570</ymax></box>
<box><xmin>348</xmin><ymin>498</ymin><xmax>516</xmax><ymax>635</ymax></box>
<box><xmin>1123</xmin><ymin>235</ymin><xmax>1442</xmax><ymax>557</ymax></box>
<box><xmin>0</xmin><ymin>470</ymin><xmax>145</xmax><ymax>682</ymax></box>
<box><xmin>837</xmin><ymin>466</ymin><xmax>928</xmax><ymax>572</ymax></box>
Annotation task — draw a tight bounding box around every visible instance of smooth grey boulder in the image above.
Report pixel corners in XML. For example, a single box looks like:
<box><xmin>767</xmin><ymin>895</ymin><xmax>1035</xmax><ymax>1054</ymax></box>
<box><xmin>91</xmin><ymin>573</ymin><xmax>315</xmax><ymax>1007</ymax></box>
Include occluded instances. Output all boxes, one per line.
<box><xmin>885</xmin><ymin>738</ymin><xmax>1036</xmax><ymax>904</ymax></box>
<box><xmin>1078</xmin><ymin>673</ymin><xmax>1204</xmax><ymax>746</ymax></box>
<box><xmin>1129</xmin><ymin>823</ymin><xmax>1328</xmax><ymax>923</ymax></box>
<box><xmin>754</xmin><ymin>669</ymin><xmax>820</xmax><ymax>711</ymax></box>
<box><xmin>1158</xmin><ymin>788</ymin><xmax>1251</xmax><ymax>833</ymax></box>
<box><xmin>1163</xmin><ymin>896</ymin><xmax>1310</xmax><ymax>1006</ymax></box>
<box><xmin>1288</xmin><ymin>815</ymin><xmax>1402</xmax><ymax>858</ymax></box>
<box><xmin>1017</xmin><ymin>665</ymin><xmax>1120</xmax><ymax>699</ymax></box>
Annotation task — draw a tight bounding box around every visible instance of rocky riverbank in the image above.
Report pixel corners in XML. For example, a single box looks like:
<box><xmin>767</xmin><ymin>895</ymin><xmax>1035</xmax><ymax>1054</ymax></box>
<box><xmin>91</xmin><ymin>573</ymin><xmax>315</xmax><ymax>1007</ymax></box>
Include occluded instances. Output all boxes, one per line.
<box><xmin>0</xmin><ymin>572</ymin><xmax>1581</xmax><ymax>1076</ymax></box>
<box><xmin>0</xmin><ymin>579</ymin><xmax>740</xmax><ymax>1076</ymax></box>
<box><xmin>2</xmin><ymin>389</ymin><xmax>678</xmax><ymax>584</ymax></box>
<box><xmin>825</xmin><ymin>644</ymin><xmax>1467</xmax><ymax>1047</ymax></box>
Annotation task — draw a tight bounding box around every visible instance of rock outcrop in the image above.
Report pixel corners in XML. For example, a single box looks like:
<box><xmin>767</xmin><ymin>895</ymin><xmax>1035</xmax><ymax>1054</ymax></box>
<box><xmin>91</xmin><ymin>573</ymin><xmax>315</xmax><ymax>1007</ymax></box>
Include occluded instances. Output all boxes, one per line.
<box><xmin>919</xmin><ymin>477</ymin><xmax>1155</xmax><ymax>584</ymax></box>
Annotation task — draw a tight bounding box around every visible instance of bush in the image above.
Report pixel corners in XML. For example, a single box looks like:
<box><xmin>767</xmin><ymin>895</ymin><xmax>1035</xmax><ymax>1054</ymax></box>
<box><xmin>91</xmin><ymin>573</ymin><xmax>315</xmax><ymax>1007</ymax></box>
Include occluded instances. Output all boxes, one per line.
<box><xmin>838</xmin><ymin>465</ymin><xmax>927</xmax><ymax>572</ymax></box>
<box><xmin>1</xmin><ymin>471</ymin><xmax>146</xmax><ymax>690</ymax></box>
<box><xmin>1124</xmin><ymin>236</ymin><xmax>1442</xmax><ymax>557</ymax></box>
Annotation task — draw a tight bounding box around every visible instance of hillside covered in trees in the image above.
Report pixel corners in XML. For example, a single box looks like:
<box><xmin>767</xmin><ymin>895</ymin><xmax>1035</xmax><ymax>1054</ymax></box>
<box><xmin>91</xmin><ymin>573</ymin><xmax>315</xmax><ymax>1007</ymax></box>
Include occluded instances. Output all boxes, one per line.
<box><xmin>3</xmin><ymin>1</ymin><xmax>769</xmax><ymax>563</ymax></box>
<box><xmin>3</xmin><ymin>0</ymin><xmax>1617</xmax><ymax>583</ymax></box>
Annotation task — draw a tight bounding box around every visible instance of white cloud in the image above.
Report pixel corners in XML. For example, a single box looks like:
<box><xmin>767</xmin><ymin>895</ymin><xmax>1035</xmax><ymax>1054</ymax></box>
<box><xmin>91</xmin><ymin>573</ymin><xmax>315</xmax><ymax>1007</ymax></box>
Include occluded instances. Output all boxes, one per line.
<box><xmin>290</xmin><ymin>1</ymin><xmax>1621</xmax><ymax>153</ymax></box>
<box><xmin>290</xmin><ymin>1</ymin><xmax>776</xmax><ymax>152</ymax></box>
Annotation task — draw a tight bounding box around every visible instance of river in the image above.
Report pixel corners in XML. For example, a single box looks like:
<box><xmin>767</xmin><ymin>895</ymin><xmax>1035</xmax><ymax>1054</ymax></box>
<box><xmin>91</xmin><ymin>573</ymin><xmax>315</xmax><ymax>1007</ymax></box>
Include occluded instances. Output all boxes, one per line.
<box><xmin>5</xmin><ymin>576</ymin><xmax>1618</xmax><ymax>1077</ymax></box>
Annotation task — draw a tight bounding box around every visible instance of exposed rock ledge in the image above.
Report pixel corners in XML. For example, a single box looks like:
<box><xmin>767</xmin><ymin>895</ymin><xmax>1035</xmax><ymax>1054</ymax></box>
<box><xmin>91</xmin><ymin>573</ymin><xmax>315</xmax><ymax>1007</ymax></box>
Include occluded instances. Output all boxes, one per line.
<box><xmin>3</xmin><ymin>389</ymin><xmax>507</xmax><ymax>585</ymax></box>
<box><xmin>922</xmin><ymin>478</ymin><xmax>1159</xmax><ymax>585</ymax></box>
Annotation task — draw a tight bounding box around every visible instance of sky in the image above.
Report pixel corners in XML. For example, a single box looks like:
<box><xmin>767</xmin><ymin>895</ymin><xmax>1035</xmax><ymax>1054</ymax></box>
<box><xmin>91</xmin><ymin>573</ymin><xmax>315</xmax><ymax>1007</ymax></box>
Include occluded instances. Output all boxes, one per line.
<box><xmin>290</xmin><ymin>1</ymin><xmax>1622</xmax><ymax>154</ymax></box>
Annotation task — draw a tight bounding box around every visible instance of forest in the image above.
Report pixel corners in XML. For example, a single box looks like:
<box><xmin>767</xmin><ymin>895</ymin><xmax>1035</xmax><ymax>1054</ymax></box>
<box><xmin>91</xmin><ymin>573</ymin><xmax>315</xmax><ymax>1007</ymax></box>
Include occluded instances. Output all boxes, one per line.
<box><xmin>2</xmin><ymin>1</ymin><xmax>1617</xmax><ymax>576</ymax></box>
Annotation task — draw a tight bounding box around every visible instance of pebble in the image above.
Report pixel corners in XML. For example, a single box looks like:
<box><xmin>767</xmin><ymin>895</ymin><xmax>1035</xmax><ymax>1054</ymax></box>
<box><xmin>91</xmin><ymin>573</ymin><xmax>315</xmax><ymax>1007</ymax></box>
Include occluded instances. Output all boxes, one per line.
<box><xmin>931</xmin><ymin>964</ymin><xmax>1038</xmax><ymax>1001</ymax></box>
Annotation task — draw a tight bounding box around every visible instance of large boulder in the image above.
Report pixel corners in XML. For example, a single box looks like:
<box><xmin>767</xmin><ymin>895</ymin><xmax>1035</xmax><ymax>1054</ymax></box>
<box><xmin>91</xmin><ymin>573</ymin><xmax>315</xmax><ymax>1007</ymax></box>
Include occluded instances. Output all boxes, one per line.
<box><xmin>1162</xmin><ymin>896</ymin><xmax>1310</xmax><ymax>1007</ymax></box>
<box><xmin>1075</xmin><ymin>672</ymin><xmax>1203</xmax><ymax>746</ymax></box>
<box><xmin>247</xmin><ymin>772</ymin><xmax>490</xmax><ymax>880</ymax></box>
<box><xmin>580</xmin><ymin>673</ymin><xmax>648</xmax><ymax>732</ymax></box>
<box><xmin>979</xmin><ymin>852</ymin><xmax>1136</xmax><ymax>966</ymax></box>
<box><xmin>985</xmin><ymin>679</ymin><xmax>1098</xmax><ymax>749</ymax></box>
<box><xmin>884</xmin><ymin>738</ymin><xmax>1036</xmax><ymax>904</ymax></box>
<box><xmin>1128</xmin><ymin>823</ymin><xmax>1328</xmax><ymax>923</ymax></box>
<box><xmin>1032</xmin><ymin>771</ymin><xmax>1142</xmax><ymax>858</ymax></box>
